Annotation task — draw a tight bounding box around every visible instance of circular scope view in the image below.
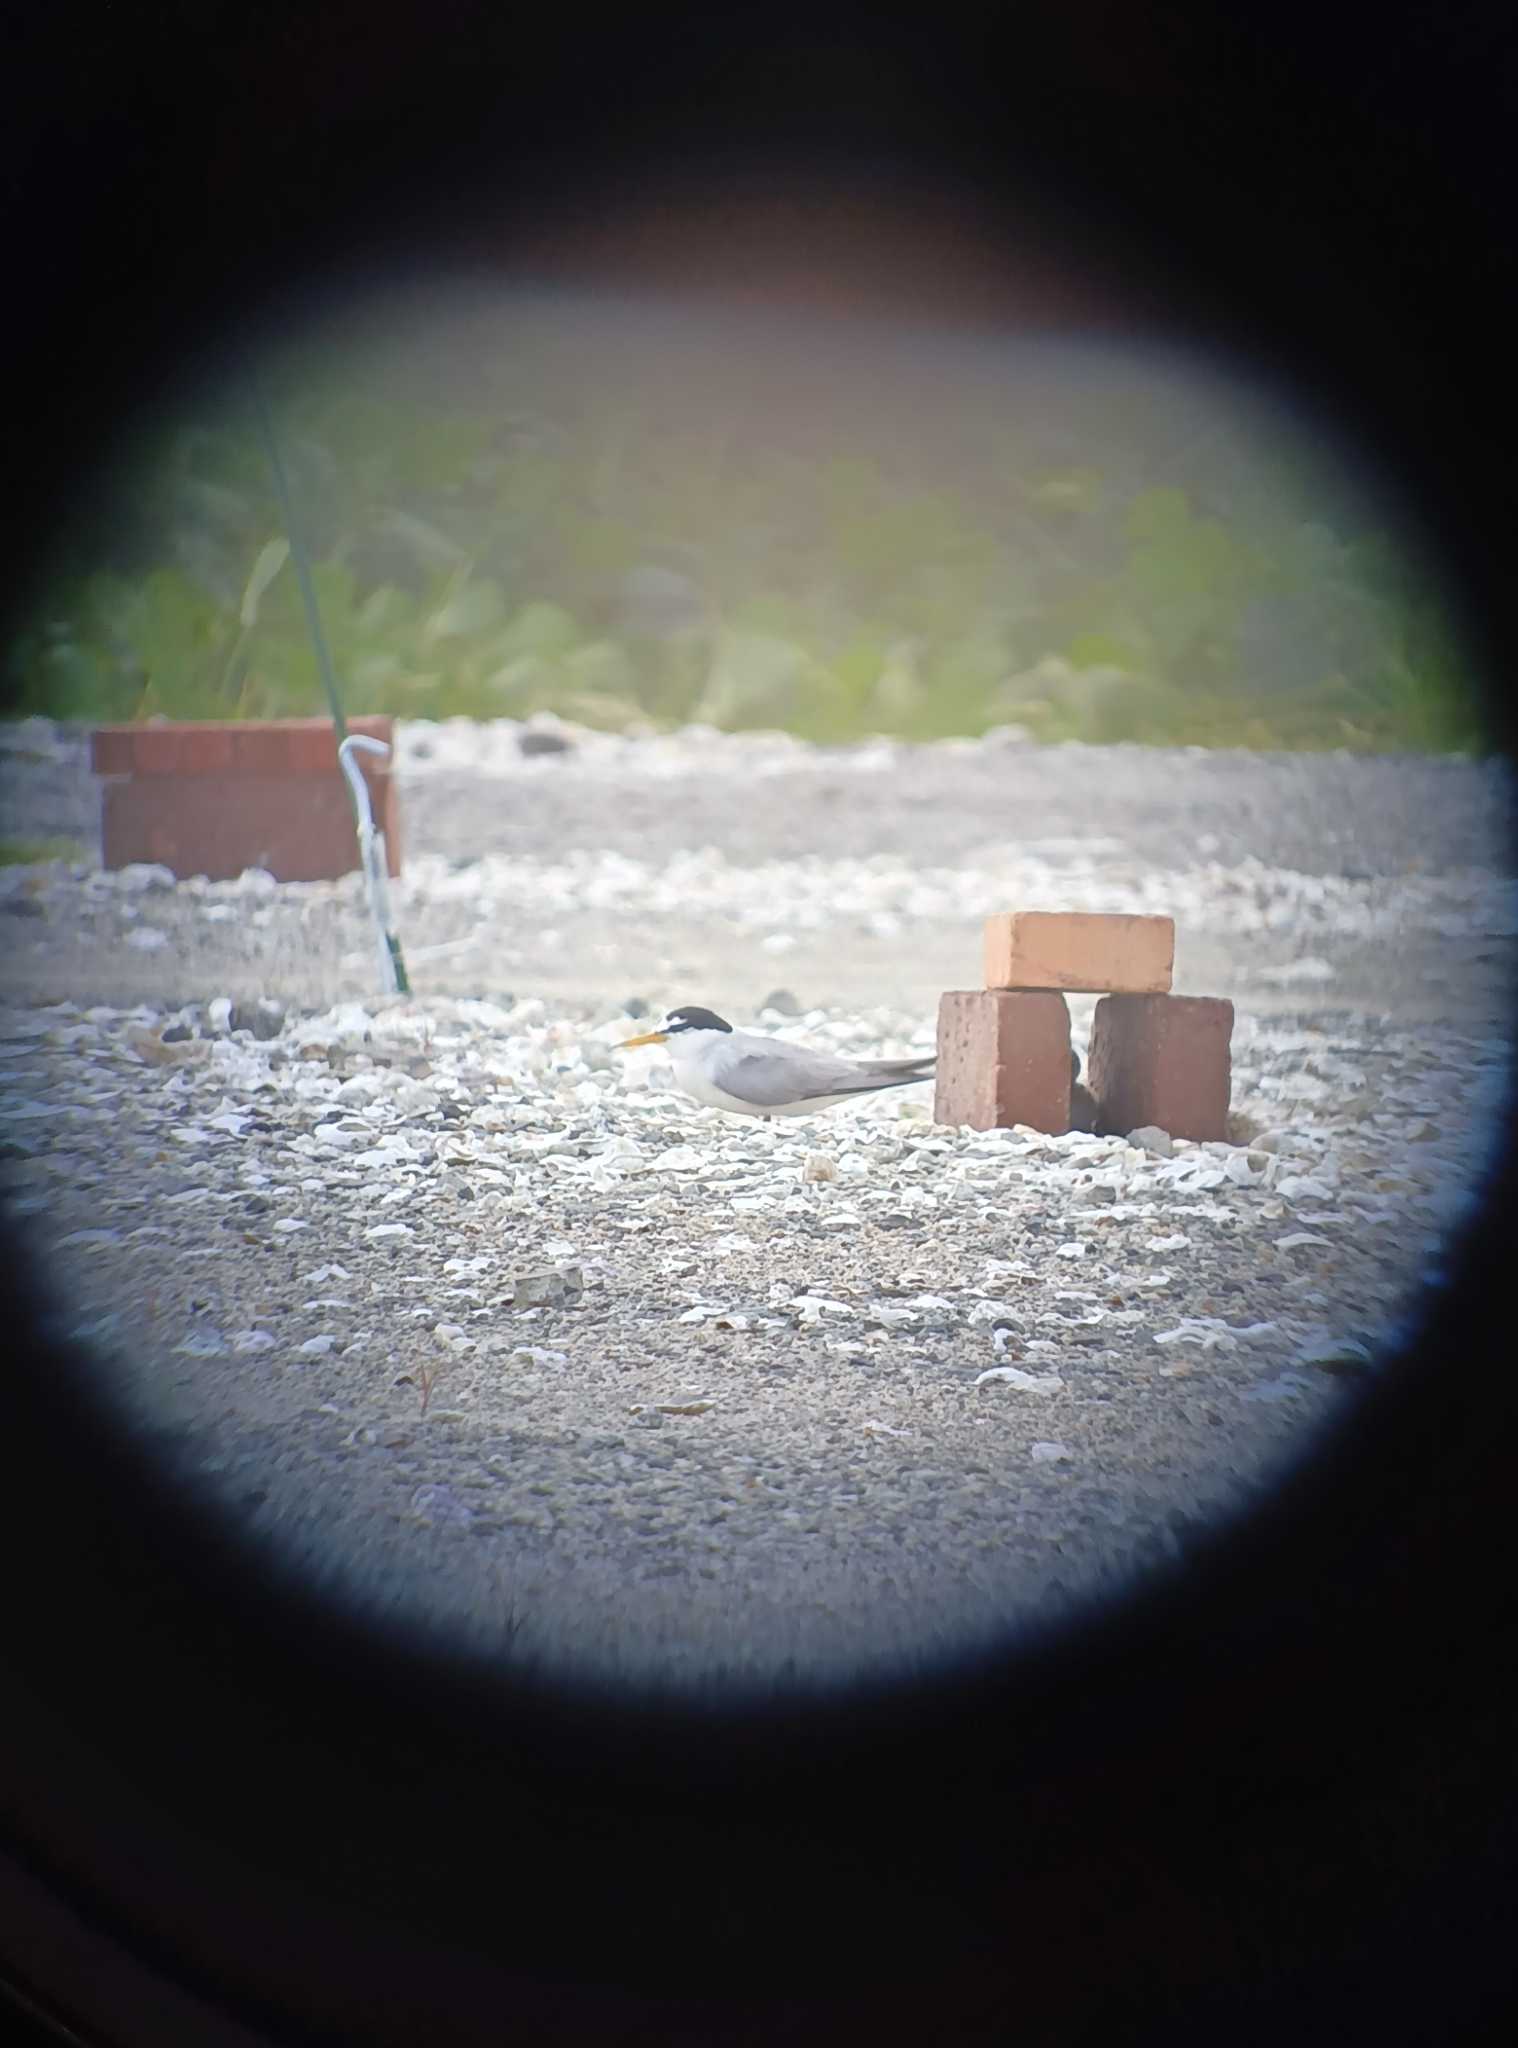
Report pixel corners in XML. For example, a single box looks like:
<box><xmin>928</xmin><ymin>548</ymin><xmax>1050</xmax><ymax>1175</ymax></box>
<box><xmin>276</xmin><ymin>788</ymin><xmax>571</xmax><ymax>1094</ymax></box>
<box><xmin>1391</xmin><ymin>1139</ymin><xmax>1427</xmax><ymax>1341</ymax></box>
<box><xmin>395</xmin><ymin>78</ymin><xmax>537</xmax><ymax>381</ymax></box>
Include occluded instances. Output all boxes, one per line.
<box><xmin>2</xmin><ymin>281</ymin><xmax>1512</xmax><ymax>1691</ymax></box>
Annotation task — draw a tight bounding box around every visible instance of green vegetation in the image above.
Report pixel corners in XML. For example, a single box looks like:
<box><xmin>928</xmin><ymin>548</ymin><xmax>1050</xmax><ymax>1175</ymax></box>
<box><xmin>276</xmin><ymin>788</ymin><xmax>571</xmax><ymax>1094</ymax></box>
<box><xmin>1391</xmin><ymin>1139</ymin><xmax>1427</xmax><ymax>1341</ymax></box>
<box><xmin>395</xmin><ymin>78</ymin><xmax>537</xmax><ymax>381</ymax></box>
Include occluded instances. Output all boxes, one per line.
<box><xmin>4</xmin><ymin>295</ymin><xmax>1487</xmax><ymax>751</ymax></box>
<box><xmin>0</xmin><ymin>836</ymin><xmax>86</xmax><ymax>867</ymax></box>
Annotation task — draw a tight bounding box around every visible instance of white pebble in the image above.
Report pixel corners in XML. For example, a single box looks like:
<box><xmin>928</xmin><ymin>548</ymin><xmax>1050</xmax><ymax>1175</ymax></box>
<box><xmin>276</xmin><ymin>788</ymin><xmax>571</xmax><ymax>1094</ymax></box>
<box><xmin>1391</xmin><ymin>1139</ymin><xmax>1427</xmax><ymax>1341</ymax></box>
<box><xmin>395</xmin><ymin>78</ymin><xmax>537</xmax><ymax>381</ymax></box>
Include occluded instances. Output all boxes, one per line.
<box><xmin>1276</xmin><ymin>1175</ymin><xmax>1334</xmax><ymax>1201</ymax></box>
<box><xmin>975</xmin><ymin>1365</ymin><xmax>1064</xmax><ymax>1394</ymax></box>
<box><xmin>117</xmin><ymin>862</ymin><xmax>177</xmax><ymax>893</ymax></box>
<box><xmin>649</xmin><ymin>1145</ymin><xmax>706</xmax><ymax>1173</ymax></box>
<box><xmin>1126</xmin><ymin>1126</ymin><xmax>1174</xmax><ymax>1157</ymax></box>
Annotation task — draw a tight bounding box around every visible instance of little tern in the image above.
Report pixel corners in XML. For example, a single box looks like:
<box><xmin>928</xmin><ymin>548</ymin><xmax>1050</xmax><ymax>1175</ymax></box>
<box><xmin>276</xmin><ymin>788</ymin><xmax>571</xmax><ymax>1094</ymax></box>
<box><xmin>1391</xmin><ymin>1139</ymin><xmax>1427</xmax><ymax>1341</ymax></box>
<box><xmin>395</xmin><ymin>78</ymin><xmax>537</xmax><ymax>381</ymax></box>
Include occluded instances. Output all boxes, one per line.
<box><xmin>619</xmin><ymin>1005</ymin><xmax>935</xmax><ymax>1119</ymax></box>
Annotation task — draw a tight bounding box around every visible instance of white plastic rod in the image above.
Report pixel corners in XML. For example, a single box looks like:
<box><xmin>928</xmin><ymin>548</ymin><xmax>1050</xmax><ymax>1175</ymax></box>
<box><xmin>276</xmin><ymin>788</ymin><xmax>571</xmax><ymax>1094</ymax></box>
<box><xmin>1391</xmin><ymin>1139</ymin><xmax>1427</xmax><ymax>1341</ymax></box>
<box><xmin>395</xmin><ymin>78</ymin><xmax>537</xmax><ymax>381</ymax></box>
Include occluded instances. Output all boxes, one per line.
<box><xmin>338</xmin><ymin>734</ymin><xmax>403</xmax><ymax>995</ymax></box>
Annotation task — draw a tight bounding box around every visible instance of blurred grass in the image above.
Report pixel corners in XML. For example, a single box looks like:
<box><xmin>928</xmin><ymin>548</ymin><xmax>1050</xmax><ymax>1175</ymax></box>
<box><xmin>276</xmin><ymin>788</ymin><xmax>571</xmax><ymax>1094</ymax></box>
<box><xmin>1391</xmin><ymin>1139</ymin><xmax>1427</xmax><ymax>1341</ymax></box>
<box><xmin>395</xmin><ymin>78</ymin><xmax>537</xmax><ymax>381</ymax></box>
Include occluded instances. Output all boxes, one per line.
<box><xmin>0</xmin><ymin>836</ymin><xmax>87</xmax><ymax>866</ymax></box>
<box><xmin>2</xmin><ymin>301</ymin><xmax>1489</xmax><ymax>754</ymax></box>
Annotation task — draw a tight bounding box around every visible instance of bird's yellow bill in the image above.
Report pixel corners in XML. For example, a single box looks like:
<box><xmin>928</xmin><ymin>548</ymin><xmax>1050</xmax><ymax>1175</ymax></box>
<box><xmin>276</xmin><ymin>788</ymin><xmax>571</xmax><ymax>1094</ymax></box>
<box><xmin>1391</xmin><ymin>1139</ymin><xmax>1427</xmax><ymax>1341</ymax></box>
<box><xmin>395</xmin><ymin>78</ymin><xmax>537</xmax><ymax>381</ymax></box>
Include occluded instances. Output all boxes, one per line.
<box><xmin>619</xmin><ymin>1029</ymin><xmax>669</xmax><ymax>1049</ymax></box>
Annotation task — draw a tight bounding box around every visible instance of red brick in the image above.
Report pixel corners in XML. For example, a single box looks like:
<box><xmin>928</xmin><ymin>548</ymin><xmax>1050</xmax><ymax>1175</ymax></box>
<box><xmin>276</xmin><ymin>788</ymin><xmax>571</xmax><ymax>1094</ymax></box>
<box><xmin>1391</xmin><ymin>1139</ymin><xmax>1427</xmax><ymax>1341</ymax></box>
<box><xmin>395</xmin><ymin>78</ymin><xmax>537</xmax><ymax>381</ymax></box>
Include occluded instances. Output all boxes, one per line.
<box><xmin>89</xmin><ymin>717</ymin><xmax>393</xmax><ymax>780</ymax></box>
<box><xmin>933</xmin><ymin>990</ymin><xmax>1073</xmax><ymax>1132</ymax></box>
<box><xmin>90</xmin><ymin>726</ymin><xmax>234</xmax><ymax>776</ymax></box>
<box><xmin>100</xmin><ymin>770</ymin><xmax>401</xmax><ymax>883</ymax></box>
<box><xmin>88</xmin><ymin>729</ymin><xmax>142</xmax><ymax>777</ymax></box>
<box><xmin>286</xmin><ymin>717</ymin><xmax>393</xmax><ymax>776</ymax></box>
<box><xmin>177</xmin><ymin>727</ymin><xmax>239</xmax><ymax>775</ymax></box>
<box><xmin>983</xmin><ymin>911</ymin><xmax>1174</xmax><ymax>994</ymax></box>
<box><xmin>228</xmin><ymin>727</ymin><xmax>297</xmax><ymax>777</ymax></box>
<box><xmin>1086</xmin><ymin>994</ymin><xmax>1234</xmax><ymax>1141</ymax></box>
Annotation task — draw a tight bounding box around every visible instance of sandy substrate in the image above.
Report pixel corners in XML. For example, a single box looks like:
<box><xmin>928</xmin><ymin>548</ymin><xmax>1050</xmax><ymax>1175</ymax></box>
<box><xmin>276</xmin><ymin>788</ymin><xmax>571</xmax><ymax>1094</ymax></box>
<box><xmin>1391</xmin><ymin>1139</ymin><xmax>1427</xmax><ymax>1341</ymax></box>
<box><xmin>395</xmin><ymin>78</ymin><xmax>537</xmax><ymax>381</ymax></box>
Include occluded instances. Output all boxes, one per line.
<box><xmin>1</xmin><ymin>719</ymin><xmax>1513</xmax><ymax>1692</ymax></box>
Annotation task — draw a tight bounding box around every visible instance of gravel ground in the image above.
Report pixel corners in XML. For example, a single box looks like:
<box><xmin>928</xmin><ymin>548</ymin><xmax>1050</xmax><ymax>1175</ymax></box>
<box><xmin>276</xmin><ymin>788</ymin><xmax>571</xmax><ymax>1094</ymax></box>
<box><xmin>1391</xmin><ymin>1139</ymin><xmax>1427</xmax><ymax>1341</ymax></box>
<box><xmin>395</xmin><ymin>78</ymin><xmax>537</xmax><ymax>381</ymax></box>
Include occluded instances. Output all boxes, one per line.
<box><xmin>1</xmin><ymin>717</ymin><xmax>1514</xmax><ymax>1692</ymax></box>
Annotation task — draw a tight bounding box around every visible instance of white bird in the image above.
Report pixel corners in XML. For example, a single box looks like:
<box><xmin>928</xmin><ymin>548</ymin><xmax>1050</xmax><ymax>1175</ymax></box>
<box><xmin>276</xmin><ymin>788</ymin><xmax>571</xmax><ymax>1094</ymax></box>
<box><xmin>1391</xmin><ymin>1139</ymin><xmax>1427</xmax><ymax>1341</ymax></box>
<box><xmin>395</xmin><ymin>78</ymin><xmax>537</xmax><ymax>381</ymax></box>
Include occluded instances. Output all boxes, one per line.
<box><xmin>618</xmin><ymin>1005</ymin><xmax>935</xmax><ymax>1119</ymax></box>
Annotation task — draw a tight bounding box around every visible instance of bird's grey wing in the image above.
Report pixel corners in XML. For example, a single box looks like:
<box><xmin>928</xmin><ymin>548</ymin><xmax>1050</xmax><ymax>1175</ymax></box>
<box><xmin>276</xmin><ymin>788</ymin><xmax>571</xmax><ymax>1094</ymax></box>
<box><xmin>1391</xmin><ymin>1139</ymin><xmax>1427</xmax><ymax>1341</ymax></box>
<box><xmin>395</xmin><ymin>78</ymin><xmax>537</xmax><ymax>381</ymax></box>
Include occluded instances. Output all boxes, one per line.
<box><xmin>719</xmin><ymin>1041</ymin><xmax>930</xmax><ymax>1106</ymax></box>
<box><xmin>856</xmin><ymin>1055</ymin><xmax>937</xmax><ymax>1081</ymax></box>
<box><xmin>714</xmin><ymin>1046</ymin><xmax>861</xmax><ymax>1106</ymax></box>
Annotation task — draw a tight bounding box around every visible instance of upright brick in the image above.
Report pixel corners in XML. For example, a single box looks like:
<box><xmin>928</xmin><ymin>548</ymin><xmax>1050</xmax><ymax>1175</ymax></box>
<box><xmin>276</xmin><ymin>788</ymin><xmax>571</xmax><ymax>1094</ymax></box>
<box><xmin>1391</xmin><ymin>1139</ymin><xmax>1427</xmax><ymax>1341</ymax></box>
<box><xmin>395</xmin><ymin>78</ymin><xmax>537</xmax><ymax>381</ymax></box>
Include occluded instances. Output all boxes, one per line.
<box><xmin>934</xmin><ymin>990</ymin><xmax>1073</xmax><ymax>1133</ymax></box>
<box><xmin>983</xmin><ymin>911</ymin><xmax>1174</xmax><ymax>994</ymax></box>
<box><xmin>1087</xmin><ymin>994</ymin><xmax>1233</xmax><ymax>1141</ymax></box>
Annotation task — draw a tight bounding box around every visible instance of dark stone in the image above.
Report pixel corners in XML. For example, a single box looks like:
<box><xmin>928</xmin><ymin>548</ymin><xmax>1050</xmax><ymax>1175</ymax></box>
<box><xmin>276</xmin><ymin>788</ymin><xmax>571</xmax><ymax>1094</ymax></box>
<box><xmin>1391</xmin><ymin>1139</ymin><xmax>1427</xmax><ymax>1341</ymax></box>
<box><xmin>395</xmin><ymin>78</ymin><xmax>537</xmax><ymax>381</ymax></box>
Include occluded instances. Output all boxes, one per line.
<box><xmin>161</xmin><ymin>1022</ymin><xmax>194</xmax><ymax>1043</ymax></box>
<box><xmin>1068</xmin><ymin>1081</ymin><xmax>1099</xmax><ymax>1133</ymax></box>
<box><xmin>230</xmin><ymin>998</ymin><xmax>286</xmax><ymax>1041</ymax></box>
<box><xmin>1</xmin><ymin>897</ymin><xmax>45</xmax><ymax>918</ymax></box>
<box><xmin>760</xmin><ymin>988</ymin><xmax>803</xmax><ymax>1016</ymax></box>
<box><xmin>518</xmin><ymin>728</ymin><xmax>574</xmax><ymax>757</ymax></box>
<box><xmin>1310</xmin><ymin>1353</ymin><xmax>1376</xmax><ymax>1379</ymax></box>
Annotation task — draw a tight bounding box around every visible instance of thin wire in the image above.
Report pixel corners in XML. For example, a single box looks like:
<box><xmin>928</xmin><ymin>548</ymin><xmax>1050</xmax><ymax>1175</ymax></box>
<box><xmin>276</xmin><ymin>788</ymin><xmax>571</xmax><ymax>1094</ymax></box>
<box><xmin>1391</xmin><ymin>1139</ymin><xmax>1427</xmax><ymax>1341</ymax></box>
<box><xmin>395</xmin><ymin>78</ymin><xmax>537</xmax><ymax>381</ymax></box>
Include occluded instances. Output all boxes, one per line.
<box><xmin>245</xmin><ymin>361</ymin><xmax>348</xmax><ymax>743</ymax></box>
<box><xmin>246</xmin><ymin>358</ymin><xmax>411</xmax><ymax>994</ymax></box>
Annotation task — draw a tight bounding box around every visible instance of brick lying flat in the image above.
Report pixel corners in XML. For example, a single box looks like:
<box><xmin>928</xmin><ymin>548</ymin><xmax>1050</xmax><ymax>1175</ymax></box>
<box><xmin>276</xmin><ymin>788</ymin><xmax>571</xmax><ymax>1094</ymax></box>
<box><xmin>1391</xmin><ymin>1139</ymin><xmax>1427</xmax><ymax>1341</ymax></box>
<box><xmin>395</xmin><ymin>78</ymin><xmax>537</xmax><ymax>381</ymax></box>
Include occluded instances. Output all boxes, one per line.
<box><xmin>934</xmin><ymin>990</ymin><xmax>1073</xmax><ymax>1133</ymax></box>
<box><xmin>983</xmin><ymin>911</ymin><xmax>1174</xmax><ymax>994</ymax></box>
<box><xmin>92</xmin><ymin>717</ymin><xmax>401</xmax><ymax>881</ymax></box>
<box><xmin>90</xmin><ymin>716</ymin><xmax>394</xmax><ymax>779</ymax></box>
<box><xmin>100</xmin><ymin>770</ymin><xmax>401</xmax><ymax>883</ymax></box>
<box><xmin>1087</xmin><ymin>994</ymin><xmax>1234</xmax><ymax>1142</ymax></box>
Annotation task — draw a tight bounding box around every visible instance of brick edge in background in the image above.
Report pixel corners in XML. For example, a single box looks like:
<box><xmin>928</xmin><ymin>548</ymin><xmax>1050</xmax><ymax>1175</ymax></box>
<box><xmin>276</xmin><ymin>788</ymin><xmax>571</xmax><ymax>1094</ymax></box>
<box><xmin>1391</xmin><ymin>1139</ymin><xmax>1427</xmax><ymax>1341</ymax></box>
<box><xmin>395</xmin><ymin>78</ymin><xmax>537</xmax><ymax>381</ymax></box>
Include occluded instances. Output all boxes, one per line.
<box><xmin>91</xmin><ymin>719</ymin><xmax>401</xmax><ymax>883</ymax></box>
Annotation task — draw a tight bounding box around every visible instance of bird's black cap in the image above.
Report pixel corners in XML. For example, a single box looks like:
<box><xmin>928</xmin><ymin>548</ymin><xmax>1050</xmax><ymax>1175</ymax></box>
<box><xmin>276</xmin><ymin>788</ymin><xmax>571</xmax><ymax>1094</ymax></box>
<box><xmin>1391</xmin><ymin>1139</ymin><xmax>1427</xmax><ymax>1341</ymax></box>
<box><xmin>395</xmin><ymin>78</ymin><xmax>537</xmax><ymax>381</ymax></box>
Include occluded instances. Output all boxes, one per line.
<box><xmin>666</xmin><ymin>1006</ymin><xmax>733</xmax><ymax>1033</ymax></box>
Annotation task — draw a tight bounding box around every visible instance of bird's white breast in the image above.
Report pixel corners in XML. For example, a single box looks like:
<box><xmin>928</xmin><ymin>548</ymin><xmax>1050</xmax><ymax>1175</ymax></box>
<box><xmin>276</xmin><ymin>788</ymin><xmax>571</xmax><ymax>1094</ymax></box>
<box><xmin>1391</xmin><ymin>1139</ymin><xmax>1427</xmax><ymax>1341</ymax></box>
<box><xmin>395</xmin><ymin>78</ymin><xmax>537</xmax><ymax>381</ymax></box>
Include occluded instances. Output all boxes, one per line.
<box><xmin>665</xmin><ymin>1031</ymin><xmax>762</xmax><ymax>1114</ymax></box>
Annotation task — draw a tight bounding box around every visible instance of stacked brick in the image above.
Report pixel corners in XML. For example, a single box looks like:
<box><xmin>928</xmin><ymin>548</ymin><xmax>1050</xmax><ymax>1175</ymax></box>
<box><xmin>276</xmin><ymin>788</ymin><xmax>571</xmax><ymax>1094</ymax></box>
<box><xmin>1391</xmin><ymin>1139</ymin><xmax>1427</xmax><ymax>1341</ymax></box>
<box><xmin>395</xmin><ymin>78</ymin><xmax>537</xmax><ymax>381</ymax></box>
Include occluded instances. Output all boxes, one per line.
<box><xmin>935</xmin><ymin>912</ymin><xmax>1233</xmax><ymax>1141</ymax></box>
<box><xmin>90</xmin><ymin>718</ymin><xmax>401</xmax><ymax>884</ymax></box>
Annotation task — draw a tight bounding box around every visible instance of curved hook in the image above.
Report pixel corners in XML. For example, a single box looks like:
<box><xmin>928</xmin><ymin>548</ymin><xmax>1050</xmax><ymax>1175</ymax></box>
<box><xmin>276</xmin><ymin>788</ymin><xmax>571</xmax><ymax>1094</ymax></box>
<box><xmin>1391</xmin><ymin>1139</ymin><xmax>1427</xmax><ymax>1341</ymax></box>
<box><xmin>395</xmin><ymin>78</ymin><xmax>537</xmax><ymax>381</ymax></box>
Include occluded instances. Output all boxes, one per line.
<box><xmin>337</xmin><ymin>732</ymin><xmax>391</xmax><ymax>831</ymax></box>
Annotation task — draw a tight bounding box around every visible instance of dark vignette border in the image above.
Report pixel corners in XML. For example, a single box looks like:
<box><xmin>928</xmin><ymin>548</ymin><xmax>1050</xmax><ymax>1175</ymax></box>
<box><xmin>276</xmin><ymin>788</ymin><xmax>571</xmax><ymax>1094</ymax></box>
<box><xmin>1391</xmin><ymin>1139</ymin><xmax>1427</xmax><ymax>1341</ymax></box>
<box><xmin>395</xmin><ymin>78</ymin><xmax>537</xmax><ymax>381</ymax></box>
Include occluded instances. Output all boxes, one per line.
<box><xmin>2</xmin><ymin>6</ymin><xmax>1515</xmax><ymax>2043</ymax></box>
